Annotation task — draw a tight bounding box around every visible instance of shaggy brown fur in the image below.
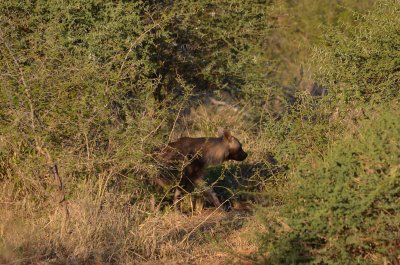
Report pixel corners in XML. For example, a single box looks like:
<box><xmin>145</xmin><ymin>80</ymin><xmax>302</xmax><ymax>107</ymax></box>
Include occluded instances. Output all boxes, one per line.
<box><xmin>152</xmin><ymin>129</ymin><xmax>247</xmax><ymax>209</ymax></box>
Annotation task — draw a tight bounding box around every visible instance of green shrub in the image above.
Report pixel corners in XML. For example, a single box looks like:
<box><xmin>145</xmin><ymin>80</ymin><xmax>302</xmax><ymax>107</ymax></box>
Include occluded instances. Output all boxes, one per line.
<box><xmin>256</xmin><ymin>1</ymin><xmax>400</xmax><ymax>263</ymax></box>
<box><xmin>314</xmin><ymin>0</ymin><xmax>400</xmax><ymax>104</ymax></box>
<box><xmin>0</xmin><ymin>0</ymin><xmax>182</xmax><ymax>199</ymax></box>
<box><xmin>259</xmin><ymin>102</ymin><xmax>400</xmax><ymax>264</ymax></box>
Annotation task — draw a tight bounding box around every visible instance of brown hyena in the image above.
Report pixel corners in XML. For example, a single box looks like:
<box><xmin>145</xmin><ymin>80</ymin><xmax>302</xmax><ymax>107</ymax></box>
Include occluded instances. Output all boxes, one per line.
<box><xmin>152</xmin><ymin>129</ymin><xmax>247</xmax><ymax>210</ymax></box>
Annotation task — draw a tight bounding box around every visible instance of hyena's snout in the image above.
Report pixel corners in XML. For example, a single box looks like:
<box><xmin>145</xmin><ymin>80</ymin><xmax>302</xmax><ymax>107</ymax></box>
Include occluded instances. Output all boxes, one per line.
<box><xmin>235</xmin><ymin>149</ymin><xmax>248</xmax><ymax>161</ymax></box>
<box><xmin>239</xmin><ymin>150</ymin><xmax>248</xmax><ymax>161</ymax></box>
<box><xmin>229</xmin><ymin>147</ymin><xmax>248</xmax><ymax>161</ymax></box>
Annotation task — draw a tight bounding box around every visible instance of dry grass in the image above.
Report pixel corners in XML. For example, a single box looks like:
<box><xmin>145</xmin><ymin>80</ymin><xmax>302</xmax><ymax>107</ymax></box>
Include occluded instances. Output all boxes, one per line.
<box><xmin>0</xmin><ymin>179</ymin><xmax>258</xmax><ymax>265</ymax></box>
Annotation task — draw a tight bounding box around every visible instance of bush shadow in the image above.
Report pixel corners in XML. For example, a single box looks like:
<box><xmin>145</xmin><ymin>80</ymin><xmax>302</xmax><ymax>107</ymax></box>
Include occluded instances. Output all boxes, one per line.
<box><xmin>204</xmin><ymin>153</ymin><xmax>287</xmax><ymax>209</ymax></box>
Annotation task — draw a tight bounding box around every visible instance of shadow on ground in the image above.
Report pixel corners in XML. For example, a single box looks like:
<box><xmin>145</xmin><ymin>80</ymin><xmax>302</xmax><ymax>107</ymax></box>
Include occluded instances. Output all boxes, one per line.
<box><xmin>204</xmin><ymin>153</ymin><xmax>287</xmax><ymax>210</ymax></box>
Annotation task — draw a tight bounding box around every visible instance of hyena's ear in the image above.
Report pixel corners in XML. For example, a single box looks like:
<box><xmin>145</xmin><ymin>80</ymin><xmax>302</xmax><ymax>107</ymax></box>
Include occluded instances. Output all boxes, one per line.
<box><xmin>218</xmin><ymin>128</ymin><xmax>233</xmax><ymax>142</ymax></box>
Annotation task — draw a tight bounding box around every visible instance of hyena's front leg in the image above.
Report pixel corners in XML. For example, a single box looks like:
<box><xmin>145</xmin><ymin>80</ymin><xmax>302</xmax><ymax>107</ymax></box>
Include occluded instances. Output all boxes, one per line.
<box><xmin>173</xmin><ymin>186</ymin><xmax>183</xmax><ymax>211</ymax></box>
<box><xmin>194</xmin><ymin>178</ymin><xmax>221</xmax><ymax>208</ymax></box>
<box><xmin>204</xmin><ymin>187</ymin><xmax>221</xmax><ymax>207</ymax></box>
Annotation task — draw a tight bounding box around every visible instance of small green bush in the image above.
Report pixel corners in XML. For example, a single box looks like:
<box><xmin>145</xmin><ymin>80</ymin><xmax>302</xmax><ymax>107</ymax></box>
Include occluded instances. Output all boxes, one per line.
<box><xmin>259</xmin><ymin>102</ymin><xmax>400</xmax><ymax>264</ymax></box>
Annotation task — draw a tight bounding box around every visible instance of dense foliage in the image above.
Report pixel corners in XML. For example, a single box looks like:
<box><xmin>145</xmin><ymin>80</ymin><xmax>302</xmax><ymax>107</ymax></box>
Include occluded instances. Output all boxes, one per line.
<box><xmin>0</xmin><ymin>0</ymin><xmax>274</xmax><ymax>189</ymax></box>
<box><xmin>259</xmin><ymin>103</ymin><xmax>400</xmax><ymax>264</ymax></box>
<box><xmin>257</xmin><ymin>1</ymin><xmax>400</xmax><ymax>264</ymax></box>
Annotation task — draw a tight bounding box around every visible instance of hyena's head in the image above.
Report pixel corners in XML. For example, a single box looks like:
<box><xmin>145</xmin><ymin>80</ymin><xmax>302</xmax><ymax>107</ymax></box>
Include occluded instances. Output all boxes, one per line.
<box><xmin>219</xmin><ymin>129</ymin><xmax>248</xmax><ymax>162</ymax></box>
